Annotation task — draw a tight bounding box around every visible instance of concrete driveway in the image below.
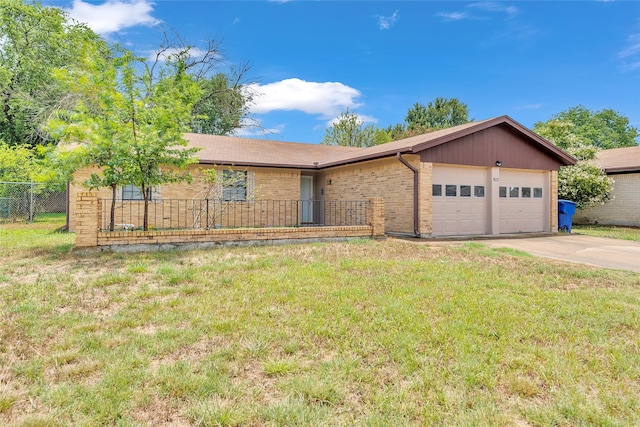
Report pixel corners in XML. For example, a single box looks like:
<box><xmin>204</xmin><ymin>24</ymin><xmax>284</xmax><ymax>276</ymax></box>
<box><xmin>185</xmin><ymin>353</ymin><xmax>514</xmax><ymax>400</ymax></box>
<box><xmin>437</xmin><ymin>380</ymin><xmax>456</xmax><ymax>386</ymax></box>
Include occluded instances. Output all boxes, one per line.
<box><xmin>478</xmin><ymin>234</ymin><xmax>640</xmax><ymax>273</ymax></box>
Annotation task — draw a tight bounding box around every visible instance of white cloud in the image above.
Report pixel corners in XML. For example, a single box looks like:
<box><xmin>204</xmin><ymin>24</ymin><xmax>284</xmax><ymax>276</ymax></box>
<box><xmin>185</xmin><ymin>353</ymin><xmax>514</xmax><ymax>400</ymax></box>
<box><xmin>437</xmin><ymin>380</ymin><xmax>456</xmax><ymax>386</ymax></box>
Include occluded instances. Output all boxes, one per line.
<box><xmin>377</xmin><ymin>11</ymin><xmax>399</xmax><ymax>30</ymax></box>
<box><xmin>468</xmin><ymin>2</ymin><xmax>519</xmax><ymax>17</ymax></box>
<box><xmin>436</xmin><ymin>12</ymin><xmax>472</xmax><ymax>21</ymax></box>
<box><xmin>619</xmin><ymin>33</ymin><xmax>640</xmax><ymax>58</ymax></box>
<box><xmin>618</xmin><ymin>33</ymin><xmax>640</xmax><ymax>70</ymax></box>
<box><xmin>437</xmin><ymin>2</ymin><xmax>518</xmax><ymax>22</ymax></box>
<box><xmin>248</xmin><ymin>78</ymin><xmax>363</xmax><ymax>118</ymax></box>
<box><xmin>65</xmin><ymin>0</ymin><xmax>160</xmax><ymax>35</ymax></box>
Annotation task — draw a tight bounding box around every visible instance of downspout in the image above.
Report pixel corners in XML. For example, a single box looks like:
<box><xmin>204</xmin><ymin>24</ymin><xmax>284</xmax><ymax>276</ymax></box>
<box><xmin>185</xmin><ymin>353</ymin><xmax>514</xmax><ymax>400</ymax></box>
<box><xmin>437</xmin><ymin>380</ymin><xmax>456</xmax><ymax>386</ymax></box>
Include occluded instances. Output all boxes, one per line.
<box><xmin>396</xmin><ymin>152</ymin><xmax>420</xmax><ymax>237</ymax></box>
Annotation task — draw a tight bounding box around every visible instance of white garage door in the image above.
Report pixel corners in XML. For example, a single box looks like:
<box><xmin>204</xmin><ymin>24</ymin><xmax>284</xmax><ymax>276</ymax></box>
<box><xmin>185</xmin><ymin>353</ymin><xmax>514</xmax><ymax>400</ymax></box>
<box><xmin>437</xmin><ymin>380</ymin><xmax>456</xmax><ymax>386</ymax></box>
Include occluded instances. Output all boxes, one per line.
<box><xmin>499</xmin><ymin>169</ymin><xmax>548</xmax><ymax>233</ymax></box>
<box><xmin>432</xmin><ymin>165</ymin><xmax>489</xmax><ymax>236</ymax></box>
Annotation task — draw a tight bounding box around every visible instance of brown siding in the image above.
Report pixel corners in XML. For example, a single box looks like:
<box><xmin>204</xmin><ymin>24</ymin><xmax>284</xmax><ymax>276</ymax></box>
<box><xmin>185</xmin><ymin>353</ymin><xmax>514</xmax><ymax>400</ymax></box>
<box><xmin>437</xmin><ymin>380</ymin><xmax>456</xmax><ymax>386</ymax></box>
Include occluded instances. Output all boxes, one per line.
<box><xmin>420</xmin><ymin>124</ymin><xmax>560</xmax><ymax>171</ymax></box>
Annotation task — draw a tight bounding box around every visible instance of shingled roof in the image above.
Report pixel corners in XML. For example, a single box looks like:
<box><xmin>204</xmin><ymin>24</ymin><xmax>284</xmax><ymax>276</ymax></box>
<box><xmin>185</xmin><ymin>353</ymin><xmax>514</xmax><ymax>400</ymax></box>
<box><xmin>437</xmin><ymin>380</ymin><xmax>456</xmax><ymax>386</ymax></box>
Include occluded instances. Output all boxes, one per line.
<box><xmin>593</xmin><ymin>146</ymin><xmax>640</xmax><ymax>174</ymax></box>
<box><xmin>185</xmin><ymin>115</ymin><xmax>576</xmax><ymax>169</ymax></box>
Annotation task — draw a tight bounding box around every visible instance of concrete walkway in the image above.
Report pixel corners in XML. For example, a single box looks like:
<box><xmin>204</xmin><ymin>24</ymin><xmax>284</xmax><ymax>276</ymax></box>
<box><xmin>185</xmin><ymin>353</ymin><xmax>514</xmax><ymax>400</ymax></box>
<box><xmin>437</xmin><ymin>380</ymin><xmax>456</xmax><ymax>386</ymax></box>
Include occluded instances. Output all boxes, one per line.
<box><xmin>472</xmin><ymin>234</ymin><xmax>640</xmax><ymax>273</ymax></box>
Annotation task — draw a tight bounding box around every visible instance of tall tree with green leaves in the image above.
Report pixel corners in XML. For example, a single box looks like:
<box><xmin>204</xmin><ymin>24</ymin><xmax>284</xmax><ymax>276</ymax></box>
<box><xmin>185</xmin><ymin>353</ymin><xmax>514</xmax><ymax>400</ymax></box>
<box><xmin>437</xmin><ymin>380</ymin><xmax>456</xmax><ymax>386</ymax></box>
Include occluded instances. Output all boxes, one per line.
<box><xmin>532</xmin><ymin>105</ymin><xmax>637</xmax><ymax>208</ymax></box>
<box><xmin>191</xmin><ymin>69</ymin><xmax>255</xmax><ymax>135</ymax></box>
<box><xmin>48</xmin><ymin>44</ymin><xmax>136</xmax><ymax>231</ymax></box>
<box><xmin>386</xmin><ymin>97</ymin><xmax>471</xmax><ymax>139</ymax></box>
<box><xmin>49</xmin><ymin>45</ymin><xmax>202</xmax><ymax>231</ymax></box>
<box><xmin>322</xmin><ymin>109</ymin><xmax>390</xmax><ymax>147</ymax></box>
<box><xmin>0</xmin><ymin>0</ymin><xmax>104</xmax><ymax>148</ymax></box>
<box><xmin>406</xmin><ymin>97</ymin><xmax>470</xmax><ymax>130</ymax></box>
<box><xmin>533</xmin><ymin>106</ymin><xmax>639</xmax><ymax>152</ymax></box>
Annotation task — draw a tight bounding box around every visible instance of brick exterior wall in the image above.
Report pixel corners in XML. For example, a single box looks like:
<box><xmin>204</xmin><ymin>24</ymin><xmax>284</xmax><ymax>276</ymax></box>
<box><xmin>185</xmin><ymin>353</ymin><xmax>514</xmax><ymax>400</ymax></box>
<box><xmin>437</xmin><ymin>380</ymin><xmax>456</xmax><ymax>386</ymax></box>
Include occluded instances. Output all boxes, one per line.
<box><xmin>68</xmin><ymin>165</ymin><xmax>301</xmax><ymax>232</ymax></box>
<box><xmin>323</xmin><ymin>155</ymin><xmax>418</xmax><ymax>234</ymax></box>
<box><xmin>74</xmin><ymin>193</ymin><xmax>384</xmax><ymax>249</ymax></box>
<box><xmin>573</xmin><ymin>173</ymin><xmax>640</xmax><ymax>227</ymax></box>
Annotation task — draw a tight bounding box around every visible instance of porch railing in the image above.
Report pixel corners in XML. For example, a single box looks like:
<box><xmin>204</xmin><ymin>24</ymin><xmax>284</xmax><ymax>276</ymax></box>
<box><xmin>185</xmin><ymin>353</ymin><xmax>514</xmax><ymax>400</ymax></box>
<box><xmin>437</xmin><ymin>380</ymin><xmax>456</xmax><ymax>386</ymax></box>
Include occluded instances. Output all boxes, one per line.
<box><xmin>99</xmin><ymin>199</ymin><xmax>369</xmax><ymax>232</ymax></box>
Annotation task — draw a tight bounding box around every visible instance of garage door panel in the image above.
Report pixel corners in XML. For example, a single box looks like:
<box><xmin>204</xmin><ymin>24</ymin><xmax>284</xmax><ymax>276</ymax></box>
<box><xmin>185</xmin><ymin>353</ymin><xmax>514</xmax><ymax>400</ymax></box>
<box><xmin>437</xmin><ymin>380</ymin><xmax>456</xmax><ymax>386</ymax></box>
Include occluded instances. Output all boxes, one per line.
<box><xmin>432</xmin><ymin>166</ymin><xmax>488</xmax><ymax>236</ymax></box>
<box><xmin>499</xmin><ymin>170</ymin><xmax>547</xmax><ymax>233</ymax></box>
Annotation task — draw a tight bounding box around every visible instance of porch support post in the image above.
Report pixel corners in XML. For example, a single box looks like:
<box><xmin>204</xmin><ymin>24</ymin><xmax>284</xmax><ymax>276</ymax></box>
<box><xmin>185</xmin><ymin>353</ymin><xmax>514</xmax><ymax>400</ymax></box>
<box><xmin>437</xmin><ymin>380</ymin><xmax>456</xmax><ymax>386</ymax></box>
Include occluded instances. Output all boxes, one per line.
<box><xmin>397</xmin><ymin>152</ymin><xmax>420</xmax><ymax>237</ymax></box>
<box><xmin>368</xmin><ymin>197</ymin><xmax>385</xmax><ymax>237</ymax></box>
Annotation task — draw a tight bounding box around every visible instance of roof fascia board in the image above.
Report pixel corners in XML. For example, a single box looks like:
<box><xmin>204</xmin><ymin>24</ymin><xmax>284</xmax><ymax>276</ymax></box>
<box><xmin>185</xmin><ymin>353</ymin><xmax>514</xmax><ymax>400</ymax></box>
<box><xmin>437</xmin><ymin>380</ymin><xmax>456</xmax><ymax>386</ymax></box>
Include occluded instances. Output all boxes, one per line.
<box><xmin>605</xmin><ymin>167</ymin><xmax>640</xmax><ymax>174</ymax></box>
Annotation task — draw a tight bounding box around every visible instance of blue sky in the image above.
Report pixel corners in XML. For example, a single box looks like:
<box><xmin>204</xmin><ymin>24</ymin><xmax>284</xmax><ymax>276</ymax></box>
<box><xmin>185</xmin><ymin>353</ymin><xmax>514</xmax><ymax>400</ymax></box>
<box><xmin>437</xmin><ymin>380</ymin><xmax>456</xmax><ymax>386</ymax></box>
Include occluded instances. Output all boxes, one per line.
<box><xmin>46</xmin><ymin>1</ymin><xmax>640</xmax><ymax>144</ymax></box>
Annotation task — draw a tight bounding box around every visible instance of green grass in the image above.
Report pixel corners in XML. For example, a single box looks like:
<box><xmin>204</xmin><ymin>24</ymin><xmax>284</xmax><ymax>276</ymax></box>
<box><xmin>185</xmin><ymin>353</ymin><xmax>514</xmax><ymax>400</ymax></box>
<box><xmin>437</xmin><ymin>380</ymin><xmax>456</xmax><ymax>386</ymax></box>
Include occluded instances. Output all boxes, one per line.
<box><xmin>573</xmin><ymin>224</ymin><xmax>640</xmax><ymax>241</ymax></box>
<box><xmin>1</xmin><ymin>217</ymin><xmax>639</xmax><ymax>425</ymax></box>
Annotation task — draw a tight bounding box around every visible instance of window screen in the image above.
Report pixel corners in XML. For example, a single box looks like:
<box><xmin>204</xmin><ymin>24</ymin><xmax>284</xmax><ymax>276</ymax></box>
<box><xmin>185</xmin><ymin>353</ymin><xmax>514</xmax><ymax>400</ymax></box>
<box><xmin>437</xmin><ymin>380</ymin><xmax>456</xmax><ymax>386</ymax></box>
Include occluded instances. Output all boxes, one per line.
<box><xmin>223</xmin><ymin>170</ymin><xmax>247</xmax><ymax>201</ymax></box>
<box><xmin>432</xmin><ymin>184</ymin><xmax>442</xmax><ymax>197</ymax></box>
<box><xmin>122</xmin><ymin>185</ymin><xmax>148</xmax><ymax>201</ymax></box>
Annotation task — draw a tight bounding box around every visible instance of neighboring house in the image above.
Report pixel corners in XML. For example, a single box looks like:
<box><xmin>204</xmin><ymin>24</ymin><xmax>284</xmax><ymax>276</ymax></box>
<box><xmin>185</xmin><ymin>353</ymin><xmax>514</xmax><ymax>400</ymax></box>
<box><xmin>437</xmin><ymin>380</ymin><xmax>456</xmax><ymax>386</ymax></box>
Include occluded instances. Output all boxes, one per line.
<box><xmin>67</xmin><ymin>115</ymin><xmax>575</xmax><ymax>237</ymax></box>
<box><xmin>573</xmin><ymin>146</ymin><xmax>640</xmax><ymax>227</ymax></box>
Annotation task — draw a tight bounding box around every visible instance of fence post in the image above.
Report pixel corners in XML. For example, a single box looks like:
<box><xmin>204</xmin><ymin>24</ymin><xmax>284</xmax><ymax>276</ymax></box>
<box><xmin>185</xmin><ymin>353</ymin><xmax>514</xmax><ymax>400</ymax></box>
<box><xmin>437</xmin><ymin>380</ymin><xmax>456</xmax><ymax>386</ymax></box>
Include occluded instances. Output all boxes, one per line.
<box><xmin>75</xmin><ymin>192</ymin><xmax>99</xmax><ymax>248</ymax></box>
<box><xmin>29</xmin><ymin>181</ymin><xmax>34</xmax><ymax>222</ymax></box>
<box><xmin>367</xmin><ymin>197</ymin><xmax>385</xmax><ymax>237</ymax></box>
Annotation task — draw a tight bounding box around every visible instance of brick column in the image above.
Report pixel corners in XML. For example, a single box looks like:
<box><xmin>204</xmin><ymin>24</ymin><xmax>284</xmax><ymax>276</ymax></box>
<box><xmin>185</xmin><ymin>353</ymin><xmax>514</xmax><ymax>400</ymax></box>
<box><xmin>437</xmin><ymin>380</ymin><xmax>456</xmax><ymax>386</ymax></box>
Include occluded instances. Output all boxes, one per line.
<box><xmin>368</xmin><ymin>197</ymin><xmax>385</xmax><ymax>237</ymax></box>
<box><xmin>75</xmin><ymin>192</ymin><xmax>99</xmax><ymax>248</ymax></box>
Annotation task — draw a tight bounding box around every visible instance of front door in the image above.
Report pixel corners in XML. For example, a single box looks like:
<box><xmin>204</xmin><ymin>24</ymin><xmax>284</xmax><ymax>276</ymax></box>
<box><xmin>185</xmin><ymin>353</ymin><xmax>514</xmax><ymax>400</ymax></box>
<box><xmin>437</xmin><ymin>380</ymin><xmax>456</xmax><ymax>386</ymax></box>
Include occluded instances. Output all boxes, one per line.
<box><xmin>300</xmin><ymin>176</ymin><xmax>314</xmax><ymax>223</ymax></box>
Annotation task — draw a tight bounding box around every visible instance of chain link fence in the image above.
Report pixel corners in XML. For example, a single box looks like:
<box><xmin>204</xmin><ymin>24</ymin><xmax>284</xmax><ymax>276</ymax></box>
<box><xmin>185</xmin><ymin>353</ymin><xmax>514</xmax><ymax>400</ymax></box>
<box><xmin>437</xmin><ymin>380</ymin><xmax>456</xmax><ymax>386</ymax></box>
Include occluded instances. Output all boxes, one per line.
<box><xmin>0</xmin><ymin>182</ymin><xmax>67</xmax><ymax>223</ymax></box>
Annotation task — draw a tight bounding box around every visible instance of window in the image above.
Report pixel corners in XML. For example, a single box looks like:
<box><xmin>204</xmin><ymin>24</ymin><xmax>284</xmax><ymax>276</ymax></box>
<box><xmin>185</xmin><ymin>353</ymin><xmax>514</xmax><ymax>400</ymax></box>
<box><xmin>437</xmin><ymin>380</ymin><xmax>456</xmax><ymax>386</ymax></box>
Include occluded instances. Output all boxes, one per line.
<box><xmin>499</xmin><ymin>186</ymin><xmax>507</xmax><ymax>198</ymax></box>
<box><xmin>222</xmin><ymin>170</ymin><xmax>247</xmax><ymax>201</ymax></box>
<box><xmin>522</xmin><ymin>187</ymin><xmax>531</xmax><ymax>198</ymax></box>
<box><xmin>432</xmin><ymin>184</ymin><xmax>442</xmax><ymax>197</ymax></box>
<box><xmin>122</xmin><ymin>185</ymin><xmax>150</xmax><ymax>201</ymax></box>
<box><xmin>445</xmin><ymin>185</ymin><xmax>457</xmax><ymax>197</ymax></box>
<box><xmin>534</xmin><ymin>187</ymin><xmax>543</xmax><ymax>198</ymax></box>
<box><xmin>460</xmin><ymin>185</ymin><xmax>471</xmax><ymax>197</ymax></box>
<box><xmin>509</xmin><ymin>187</ymin><xmax>520</xmax><ymax>198</ymax></box>
<box><xmin>474</xmin><ymin>186</ymin><xmax>485</xmax><ymax>198</ymax></box>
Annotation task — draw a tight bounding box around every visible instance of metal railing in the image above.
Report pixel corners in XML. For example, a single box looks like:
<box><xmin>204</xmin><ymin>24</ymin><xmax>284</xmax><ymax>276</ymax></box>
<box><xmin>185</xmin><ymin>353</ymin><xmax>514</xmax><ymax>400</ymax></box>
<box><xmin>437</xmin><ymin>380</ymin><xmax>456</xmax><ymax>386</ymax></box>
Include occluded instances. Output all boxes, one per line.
<box><xmin>0</xmin><ymin>181</ymin><xmax>67</xmax><ymax>223</ymax></box>
<box><xmin>99</xmin><ymin>199</ymin><xmax>369</xmax><ymax>232</ymax></box>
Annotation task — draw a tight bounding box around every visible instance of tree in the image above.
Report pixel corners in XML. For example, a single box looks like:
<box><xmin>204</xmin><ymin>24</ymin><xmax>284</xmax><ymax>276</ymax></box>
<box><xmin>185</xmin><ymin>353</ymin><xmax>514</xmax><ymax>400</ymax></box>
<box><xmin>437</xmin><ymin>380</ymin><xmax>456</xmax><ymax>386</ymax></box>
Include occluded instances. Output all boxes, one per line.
<box><xmin>121</xmin><ymin>52</ymin><xmax>202</xmax><ymax>230</ymax></box>
<box><xmin>0</xmin><ymin>141</ymin><xmax>36</xmax><ymax>182</ymax></box>
<box><xmin>384</xmin><ymin>97</ymin><xmax>471</xmax><ymax>139</ymax></box>
<box><xmin>191</xmin><ymin>69</ymin><xmax>254</xmax><ymax>135</ymax></box>
<box><xmin>532</xmin><ymin>105</ymin><xmax>635</xmax><ymax>209</ymax></box>
<box><xmin>49</xmin><ymin>46</ymin><xmax>201</xmax><ymax>231</ymax></box>
<box><xmin>405</xmin><ymin>97</ymin><xmax>470</xmax><ymax>130</ymax></box>
<box><xmin>557</xmin><ymin>162</ymin><xmax>614</xmax><ymax>209</ymax></box>
<box><xmin>533</xmin><ymin>106</ymin><xmax>639</xmax><ymax>151</ymax></box>
<box><xmin>0</xmin><ymin>0</ymin><xmax>104</xmax><ymax>147</ymax></box>
<box><xmin>150</xmin><ymin>29</ymin><xmax>255</xmax><ymax>137</ymax></box>
<box><xmin>322</xmin><ymin>109</ymin><xmax>390</xmax><ymax>147</ymax></box>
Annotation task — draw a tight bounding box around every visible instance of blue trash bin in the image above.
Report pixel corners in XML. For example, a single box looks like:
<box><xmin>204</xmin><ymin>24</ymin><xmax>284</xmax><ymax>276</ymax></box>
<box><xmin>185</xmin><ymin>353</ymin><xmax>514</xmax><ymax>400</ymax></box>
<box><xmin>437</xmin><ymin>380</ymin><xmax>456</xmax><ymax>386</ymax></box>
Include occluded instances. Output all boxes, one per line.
<box><xmin>558</xmin><ymin>200</ymin><xmax>577</xmax><ymax>232</ymax></box>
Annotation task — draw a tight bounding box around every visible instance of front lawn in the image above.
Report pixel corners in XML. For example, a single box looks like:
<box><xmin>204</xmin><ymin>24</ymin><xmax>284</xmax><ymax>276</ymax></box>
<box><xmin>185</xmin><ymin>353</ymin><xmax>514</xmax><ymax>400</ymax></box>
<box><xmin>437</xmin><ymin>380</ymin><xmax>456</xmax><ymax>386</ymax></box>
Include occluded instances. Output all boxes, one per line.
<box><xmin>572</xmin><ymin>223</ymin><xmax>640</xmax><ymax>241</ymax></box>
<box><xmin>1</xmin><ymin>218</ymin><xmax>639</xmax><ymax>426</ymax></box>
